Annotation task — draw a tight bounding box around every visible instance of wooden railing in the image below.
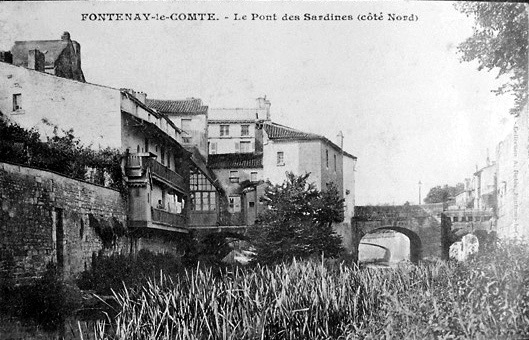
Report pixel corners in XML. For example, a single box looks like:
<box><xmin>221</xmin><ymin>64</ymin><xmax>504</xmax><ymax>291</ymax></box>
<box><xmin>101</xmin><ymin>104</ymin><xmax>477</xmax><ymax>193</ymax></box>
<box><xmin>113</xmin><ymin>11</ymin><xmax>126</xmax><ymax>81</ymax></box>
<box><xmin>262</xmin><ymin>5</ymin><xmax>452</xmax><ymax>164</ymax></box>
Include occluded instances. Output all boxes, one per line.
<box><xmin>145</xmin><ymin>158</ymin><xmax>186</xmax><ymax>191</ymax></box>
<box><xmin>151</xmin><ymin>207</ymin><xmax>186</xmax><ymax>227</ymax></box>
<box><xmin>125</xmin><ymin>154</ymin><xmax>186</xmax><ymax>192</ymax></box>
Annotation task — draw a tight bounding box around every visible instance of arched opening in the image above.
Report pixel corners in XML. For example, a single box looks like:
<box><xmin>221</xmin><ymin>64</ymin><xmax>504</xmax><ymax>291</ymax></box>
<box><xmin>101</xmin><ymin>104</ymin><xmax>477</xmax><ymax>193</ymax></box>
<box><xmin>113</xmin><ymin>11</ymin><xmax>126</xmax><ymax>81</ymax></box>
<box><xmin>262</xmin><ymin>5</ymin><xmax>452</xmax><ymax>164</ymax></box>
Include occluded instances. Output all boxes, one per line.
<box><xmin>358</xmin><ymin>226</ymin><xmax>422</xmax><ymax>265</ymax></box>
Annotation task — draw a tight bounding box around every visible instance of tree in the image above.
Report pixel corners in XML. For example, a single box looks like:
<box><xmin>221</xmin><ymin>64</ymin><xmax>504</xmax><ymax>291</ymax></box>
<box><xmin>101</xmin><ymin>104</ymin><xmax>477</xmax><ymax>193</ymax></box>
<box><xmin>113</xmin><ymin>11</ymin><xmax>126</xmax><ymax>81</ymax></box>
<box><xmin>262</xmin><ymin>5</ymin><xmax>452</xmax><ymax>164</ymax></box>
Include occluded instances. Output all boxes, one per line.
<box><xmin>456</xmin><ymin>2</ymin><xmax>528</xmax><ymax>115</ymax></box>
<box><xmin>249</xmin><ymin>172</ymin><xmax>344</xmax><ymax>265</ymax></box>
<box><xmin>424</xmin><ymin>183</ymin><xmax>464</xmax><ymax>204</ymax></box>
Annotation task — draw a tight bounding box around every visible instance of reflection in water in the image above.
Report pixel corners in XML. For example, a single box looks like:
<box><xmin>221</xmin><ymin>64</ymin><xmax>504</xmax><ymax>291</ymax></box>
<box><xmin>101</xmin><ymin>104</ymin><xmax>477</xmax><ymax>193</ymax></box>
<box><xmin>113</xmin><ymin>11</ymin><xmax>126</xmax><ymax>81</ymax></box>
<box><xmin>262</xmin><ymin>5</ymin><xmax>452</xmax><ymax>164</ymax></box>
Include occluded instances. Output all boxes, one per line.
<box><xmin>359</xmin><ymin>230</ymin><xmax>410</xmax><ymax>265</ymax></box>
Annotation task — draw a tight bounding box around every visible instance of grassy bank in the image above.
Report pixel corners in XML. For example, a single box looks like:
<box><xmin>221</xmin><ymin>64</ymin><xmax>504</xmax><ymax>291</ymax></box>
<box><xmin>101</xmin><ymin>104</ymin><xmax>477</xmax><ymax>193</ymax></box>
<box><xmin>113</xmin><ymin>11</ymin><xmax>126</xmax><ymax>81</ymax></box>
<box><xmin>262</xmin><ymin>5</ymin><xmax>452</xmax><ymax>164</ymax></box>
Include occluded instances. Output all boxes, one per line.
<box><xmin>95</xmin><ymin>241</ymin><xmax>529</xmax><ymax>339</ymax></box>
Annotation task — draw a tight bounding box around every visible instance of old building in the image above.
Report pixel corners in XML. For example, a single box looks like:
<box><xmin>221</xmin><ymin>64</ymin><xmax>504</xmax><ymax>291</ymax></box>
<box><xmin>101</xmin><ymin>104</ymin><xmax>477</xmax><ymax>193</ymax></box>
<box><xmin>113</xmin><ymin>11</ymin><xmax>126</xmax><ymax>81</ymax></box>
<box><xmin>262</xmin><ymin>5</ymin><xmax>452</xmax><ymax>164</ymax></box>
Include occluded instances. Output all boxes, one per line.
<box><xmin>9</xmin><ymin>32</ymin><xmax>85</xmax><ymax>82</ymax></box>
<box><xmin>205</xmin><ymin>99</ymin><xmax>357</xmax><ymax>251</ymax></box>
<box><xmin>146</xmin><ymin>97</ymin><xmax>225</xmax><ymax>228</ymax></box>
<box><xmin>0</xmin><ymin>52</ymin><xmax>195</xmax><ymax>255</ymax></box>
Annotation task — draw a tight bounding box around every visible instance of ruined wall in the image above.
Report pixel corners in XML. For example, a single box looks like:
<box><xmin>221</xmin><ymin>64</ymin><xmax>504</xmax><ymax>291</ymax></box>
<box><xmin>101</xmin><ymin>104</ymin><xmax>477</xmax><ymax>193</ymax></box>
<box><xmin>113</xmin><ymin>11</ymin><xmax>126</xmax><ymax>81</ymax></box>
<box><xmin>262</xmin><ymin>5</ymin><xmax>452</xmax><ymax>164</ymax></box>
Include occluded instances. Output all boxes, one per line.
<box><xmin>0</xmin><ymin>162</ymin><xmax>127</xmax><ymax>282</ymax></box>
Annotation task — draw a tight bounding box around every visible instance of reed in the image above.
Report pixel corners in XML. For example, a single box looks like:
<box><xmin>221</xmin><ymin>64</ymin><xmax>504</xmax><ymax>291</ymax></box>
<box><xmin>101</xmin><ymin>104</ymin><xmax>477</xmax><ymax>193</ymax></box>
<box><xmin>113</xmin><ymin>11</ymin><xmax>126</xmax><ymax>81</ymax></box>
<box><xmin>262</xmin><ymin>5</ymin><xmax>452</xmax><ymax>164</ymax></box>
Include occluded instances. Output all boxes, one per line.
<box><xmin>95</xmin><ymin>241</ymin><xmax>529</xmax><ymax>339</ymax></box>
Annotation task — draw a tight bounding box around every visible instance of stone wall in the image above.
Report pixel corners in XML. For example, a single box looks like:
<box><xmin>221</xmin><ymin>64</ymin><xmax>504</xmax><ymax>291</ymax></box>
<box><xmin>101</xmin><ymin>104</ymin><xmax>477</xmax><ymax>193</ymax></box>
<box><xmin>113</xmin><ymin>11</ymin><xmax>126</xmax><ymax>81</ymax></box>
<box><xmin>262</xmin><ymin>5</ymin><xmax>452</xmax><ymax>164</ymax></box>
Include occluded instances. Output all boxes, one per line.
<box><xmin>0</xmin><ymin>162</ymin><xmax>127</xmax><ymax>282</ymax></box>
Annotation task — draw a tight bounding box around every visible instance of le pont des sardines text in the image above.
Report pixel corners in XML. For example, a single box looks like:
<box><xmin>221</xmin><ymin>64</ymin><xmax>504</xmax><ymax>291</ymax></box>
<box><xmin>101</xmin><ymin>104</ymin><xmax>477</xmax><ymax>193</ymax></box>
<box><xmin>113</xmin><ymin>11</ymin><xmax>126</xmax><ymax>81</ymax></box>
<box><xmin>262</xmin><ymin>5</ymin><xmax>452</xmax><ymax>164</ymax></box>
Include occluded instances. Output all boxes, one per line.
<box><xmin>80</xmin><ymin>12</ymin><xmax>418</xmax><ymax>22</ymax></box>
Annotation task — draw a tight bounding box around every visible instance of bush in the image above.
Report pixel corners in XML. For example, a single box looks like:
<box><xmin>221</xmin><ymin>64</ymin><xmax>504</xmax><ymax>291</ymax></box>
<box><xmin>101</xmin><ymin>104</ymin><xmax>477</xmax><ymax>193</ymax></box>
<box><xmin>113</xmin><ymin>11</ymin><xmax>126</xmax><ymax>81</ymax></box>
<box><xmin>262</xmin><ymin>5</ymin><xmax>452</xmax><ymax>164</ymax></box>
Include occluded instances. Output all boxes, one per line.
<box><xmin>250</xmin><ymin>172</ymin><xmax>344</xmax><ymax>265</ymax></box>
<box><xmin>78</xmin><ymin>250</ymin><xmax>185</xmax><ymax>295</ymax></box>
<box><xmin>2</xmin><ymin>263</ymin><xmax>82</xmax><ymax>331</ymax></box>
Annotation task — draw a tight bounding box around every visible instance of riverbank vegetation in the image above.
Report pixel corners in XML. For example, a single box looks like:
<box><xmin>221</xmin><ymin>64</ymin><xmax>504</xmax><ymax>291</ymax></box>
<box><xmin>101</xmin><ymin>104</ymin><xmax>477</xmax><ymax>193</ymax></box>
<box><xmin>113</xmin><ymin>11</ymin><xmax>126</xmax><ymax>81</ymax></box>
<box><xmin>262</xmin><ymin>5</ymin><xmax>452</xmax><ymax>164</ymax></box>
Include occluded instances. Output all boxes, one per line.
<box><xmin>93</xmin><ymin>240</ymin><xmax>529</xmax><ymax>339</ymax></box>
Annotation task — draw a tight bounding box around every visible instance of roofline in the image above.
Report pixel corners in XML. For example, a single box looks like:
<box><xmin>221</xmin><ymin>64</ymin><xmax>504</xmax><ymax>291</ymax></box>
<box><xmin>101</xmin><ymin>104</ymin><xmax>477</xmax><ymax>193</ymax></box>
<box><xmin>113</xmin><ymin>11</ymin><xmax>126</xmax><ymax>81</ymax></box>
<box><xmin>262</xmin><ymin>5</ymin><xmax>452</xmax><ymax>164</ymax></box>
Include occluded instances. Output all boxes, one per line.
<box><xmin>209</xmin><ymin>120</ymin><xmax>256</xmax><ymax>124</ymax></box>
<box><xmin>146</xmin><ymin>98</ymin><xmax>208</xmax><ymax>115</ymax></box>
<box><xmin>121</xmin><ymin>91</ymin><xmax>182</xmax><ymax>133</ymax></box>
<box><xmin>264</xmin><ymin>121</ymin><xmax>357</xmax><ymax>159</ymax></box>
<box><xmin>0</xmin><ymin>61</ymin><xmax>118</xmax><ymax>90</ymax></box>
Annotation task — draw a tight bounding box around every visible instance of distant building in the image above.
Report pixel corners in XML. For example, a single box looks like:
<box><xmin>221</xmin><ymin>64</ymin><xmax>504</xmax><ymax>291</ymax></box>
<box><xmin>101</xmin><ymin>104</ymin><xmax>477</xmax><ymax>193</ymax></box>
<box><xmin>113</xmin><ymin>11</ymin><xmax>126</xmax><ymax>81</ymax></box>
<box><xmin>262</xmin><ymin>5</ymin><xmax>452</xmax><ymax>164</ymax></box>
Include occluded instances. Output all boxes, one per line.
<box><xmin>495</xmin><ymin>101</ymin><xmax>529</xmax><ymax>239</ymax></box>
<box><xmin>207</xmin><ymin>97</ymin><xmax>271</xmax><ymax>155</ymax></box>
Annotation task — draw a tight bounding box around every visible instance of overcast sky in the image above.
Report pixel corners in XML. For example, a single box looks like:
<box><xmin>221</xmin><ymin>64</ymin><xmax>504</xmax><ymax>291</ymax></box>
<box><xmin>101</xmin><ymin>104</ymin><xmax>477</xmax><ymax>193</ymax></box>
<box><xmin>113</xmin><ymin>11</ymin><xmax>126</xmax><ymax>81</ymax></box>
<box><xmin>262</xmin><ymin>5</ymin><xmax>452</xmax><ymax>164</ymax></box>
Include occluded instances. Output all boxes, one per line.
<box><xmin>0</xmin><ymin>1</ymin><xmax>516</xmax><ymax>205</ymax></box>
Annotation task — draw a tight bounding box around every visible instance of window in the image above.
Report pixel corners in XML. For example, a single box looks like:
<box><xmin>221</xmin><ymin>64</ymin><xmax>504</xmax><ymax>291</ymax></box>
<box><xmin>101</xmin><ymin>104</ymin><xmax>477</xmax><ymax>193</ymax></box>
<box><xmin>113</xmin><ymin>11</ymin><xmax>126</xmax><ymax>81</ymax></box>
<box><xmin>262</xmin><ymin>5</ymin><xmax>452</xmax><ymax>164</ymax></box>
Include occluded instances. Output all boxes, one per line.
<box><xmin>160</xmin><ymin>146</ymin><xmax>165</xmax><ymax>165</ymax></box>
<box><xmin>241</xmin><ymin>125</ymin><xmax>250</xmax><ymax>136</ymax></box>
<box><xmin>240</xmin><ymin>141</ymin><xmax>251</xmax><ymax>153</ymax></box>
<box><xmin>334</xmin><ymin>154</ymin><xmax>337</xmax><ymax>171</ymax></box>
<box><xmin>249</xmin><ymin>201</ymin><xmax>255</xmax><ymax>208</ymax></box>
<box><xmin>210</xmin><ymin>142</ymin><xmax>217</xmax><ymax>154</ymax></box>
<box><xmin>145</xmin><ymin>138</ymin><xmax>149</xmax><ymax>152</ymax></box>
<box><xmin>182</xmin><ymin>137</ymin><xmax>192</xmax><ymax>143</ymax></box>
<box><xmin>220</xmin><ymin>125</ymin><xmax>230</xmax><ymax>136</ymax></box>
<box><xmin>453</xmin><ymin>216</ymin><xmax>459</xmax><ymax>222</ymax></box>
<box><xmin>229</xmin><ymin>196</ymin><xmax>241</xmax><ymax>213</ymax></box>
<box><xmin>251</xmin><ymin>171</ymin><xmax>258</xmax><ymax>182</ymax></box>
<box><xmin>277</xmin><ymin>151</ymin><xmax>284</xmax><ymax>166</ymax></box>
<box><xmin>326</xmin><ymin>150</ymin><xmax>329</xmax><ymax>168</ymax></box>
<box><xmin>12</xmin><ymin>94</ymin><xmax>21</xmax><ymax>111</ymax></box>
<box><xmin>190</xmin><ymin>168</ymin><xmax>217</xmax><ymax>211</ymax></box>
<box><xmin>230</xmin><ymin>170</ymin><xmax>239</xmax><ymax>183</ymax></box>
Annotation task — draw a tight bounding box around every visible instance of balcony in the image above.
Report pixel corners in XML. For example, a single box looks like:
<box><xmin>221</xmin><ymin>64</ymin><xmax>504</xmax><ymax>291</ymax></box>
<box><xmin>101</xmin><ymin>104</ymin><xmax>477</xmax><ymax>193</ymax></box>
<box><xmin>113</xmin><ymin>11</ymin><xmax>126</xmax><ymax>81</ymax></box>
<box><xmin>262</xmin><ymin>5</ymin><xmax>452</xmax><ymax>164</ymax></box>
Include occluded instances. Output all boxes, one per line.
<box><xmin>151</xmin><ymin>207</ymin><xmax>186</xmax><ymax>227</ymax></box>
<box><xmin>146</xmin><ymin>158</ymin><xmax>187</xmax><ymax>193</ymax></box>
<box><xmin>125</xmin><ymin>154</ymin><xmax>187</xmax><ymax>193</ymax></box>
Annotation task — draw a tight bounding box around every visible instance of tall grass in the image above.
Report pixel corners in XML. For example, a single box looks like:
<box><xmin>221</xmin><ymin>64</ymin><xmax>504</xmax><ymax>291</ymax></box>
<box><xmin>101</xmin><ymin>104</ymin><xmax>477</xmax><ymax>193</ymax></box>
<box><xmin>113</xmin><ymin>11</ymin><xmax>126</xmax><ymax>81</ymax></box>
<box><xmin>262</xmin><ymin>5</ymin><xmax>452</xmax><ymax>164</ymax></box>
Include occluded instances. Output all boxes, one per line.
<box><xmin>96</xmin><ymin>241</ymin><xmax>529</xmax><ymax>339</ymax></box>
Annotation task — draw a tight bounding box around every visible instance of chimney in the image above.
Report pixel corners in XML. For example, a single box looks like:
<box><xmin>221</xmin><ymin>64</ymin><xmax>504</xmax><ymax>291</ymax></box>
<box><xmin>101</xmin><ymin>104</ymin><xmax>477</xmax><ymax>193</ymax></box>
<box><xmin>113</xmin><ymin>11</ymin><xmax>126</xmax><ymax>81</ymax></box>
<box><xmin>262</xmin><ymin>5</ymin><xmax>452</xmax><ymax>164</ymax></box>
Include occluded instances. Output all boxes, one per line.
<box><xmin>61</xmin><ymin>31</ymin><xmax>71</xmax><ymax>41</ymax></box>
<box><xmin>255</xmin><ymin>121</ymin><xmax>264</xmax><ymax>153</ymax></box>
<box><xmin>0</xmin><ymin>51</ymin><xmax>13</xmax><ymax>64</ymax></box>
<box><xmin>28</xmin><ymin>49</ymin><xmax>45</xmax><ymax>72</ymax></box>
<box><xmin>256</xmin><ymin>96</ymin><xmax>271</xmax><ymax>120</ymax></box>
<box><xmin>136</xmin><ymin>91</ymin><xmax>147</xmax><ymax>104</ymax></box>
<box><xmin>336</xmin><ymin>131</ymin><xmax>344</xmax><ymax>150</ymax></box>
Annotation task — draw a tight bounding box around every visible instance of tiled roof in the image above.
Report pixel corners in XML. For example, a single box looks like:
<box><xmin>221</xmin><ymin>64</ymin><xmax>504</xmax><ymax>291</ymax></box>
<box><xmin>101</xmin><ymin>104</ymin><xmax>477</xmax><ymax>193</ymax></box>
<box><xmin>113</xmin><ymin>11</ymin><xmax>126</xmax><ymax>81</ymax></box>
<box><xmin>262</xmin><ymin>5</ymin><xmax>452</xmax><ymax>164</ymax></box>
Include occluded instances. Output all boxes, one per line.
<box><xmin>11</xmin><ymin>40</ymin><xmax>68</xmax><ymax>68</ymax></box>
<box><xmin>146</xmin><ymin>98</ymin><xmax>208</xmax><ymax>115</ymax></box>
<box><xmin>208</xmin><ymin>153</ymin><xmax>263</xmax><ymax>169</ymax></box>
<box><xmin>263</xmin><ymin>122</ymin><xmax>320</xmax><ymax>140</ymax></box>
<box><xmin>263</xmin><ymin>122</ymin><xmax>357</xmax><ymax>159</ymax></box>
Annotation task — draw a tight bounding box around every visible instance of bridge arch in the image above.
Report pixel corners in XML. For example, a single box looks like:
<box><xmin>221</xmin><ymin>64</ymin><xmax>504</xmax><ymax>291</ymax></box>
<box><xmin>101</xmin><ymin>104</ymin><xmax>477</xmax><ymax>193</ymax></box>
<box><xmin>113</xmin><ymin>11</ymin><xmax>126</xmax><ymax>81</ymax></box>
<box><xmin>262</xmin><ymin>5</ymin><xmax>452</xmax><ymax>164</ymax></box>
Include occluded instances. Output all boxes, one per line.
<box><xmin>358</xmin><ymin>226</ymin><xmax>423</xmax><ymax>263</ymax></box>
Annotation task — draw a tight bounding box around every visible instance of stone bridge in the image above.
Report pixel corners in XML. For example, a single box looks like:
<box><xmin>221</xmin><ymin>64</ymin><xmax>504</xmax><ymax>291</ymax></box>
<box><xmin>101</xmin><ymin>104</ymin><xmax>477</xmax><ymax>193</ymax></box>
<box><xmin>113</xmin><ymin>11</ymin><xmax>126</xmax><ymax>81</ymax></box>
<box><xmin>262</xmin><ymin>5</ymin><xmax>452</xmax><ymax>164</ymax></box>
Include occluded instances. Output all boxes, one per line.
<box><xmin>352</xmin><ymin>204</ymin><xmax>447</xmax><ymax>263</ymax></box>
<box><xmin>352</xmin><ymin>204</ymin><xmax>495</xmax><ymax>263</ymax></box>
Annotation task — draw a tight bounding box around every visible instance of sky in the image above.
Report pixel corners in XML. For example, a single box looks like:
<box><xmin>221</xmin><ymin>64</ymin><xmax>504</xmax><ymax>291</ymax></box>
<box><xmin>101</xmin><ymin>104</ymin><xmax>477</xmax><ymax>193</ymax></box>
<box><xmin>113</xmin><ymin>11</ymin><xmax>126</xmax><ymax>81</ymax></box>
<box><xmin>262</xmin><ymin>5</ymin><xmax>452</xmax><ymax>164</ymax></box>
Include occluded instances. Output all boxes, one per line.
<box><xmin>0</xmin><ymin>1</ymin><xmax>517</xmax><ymax>205</ymax></box>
